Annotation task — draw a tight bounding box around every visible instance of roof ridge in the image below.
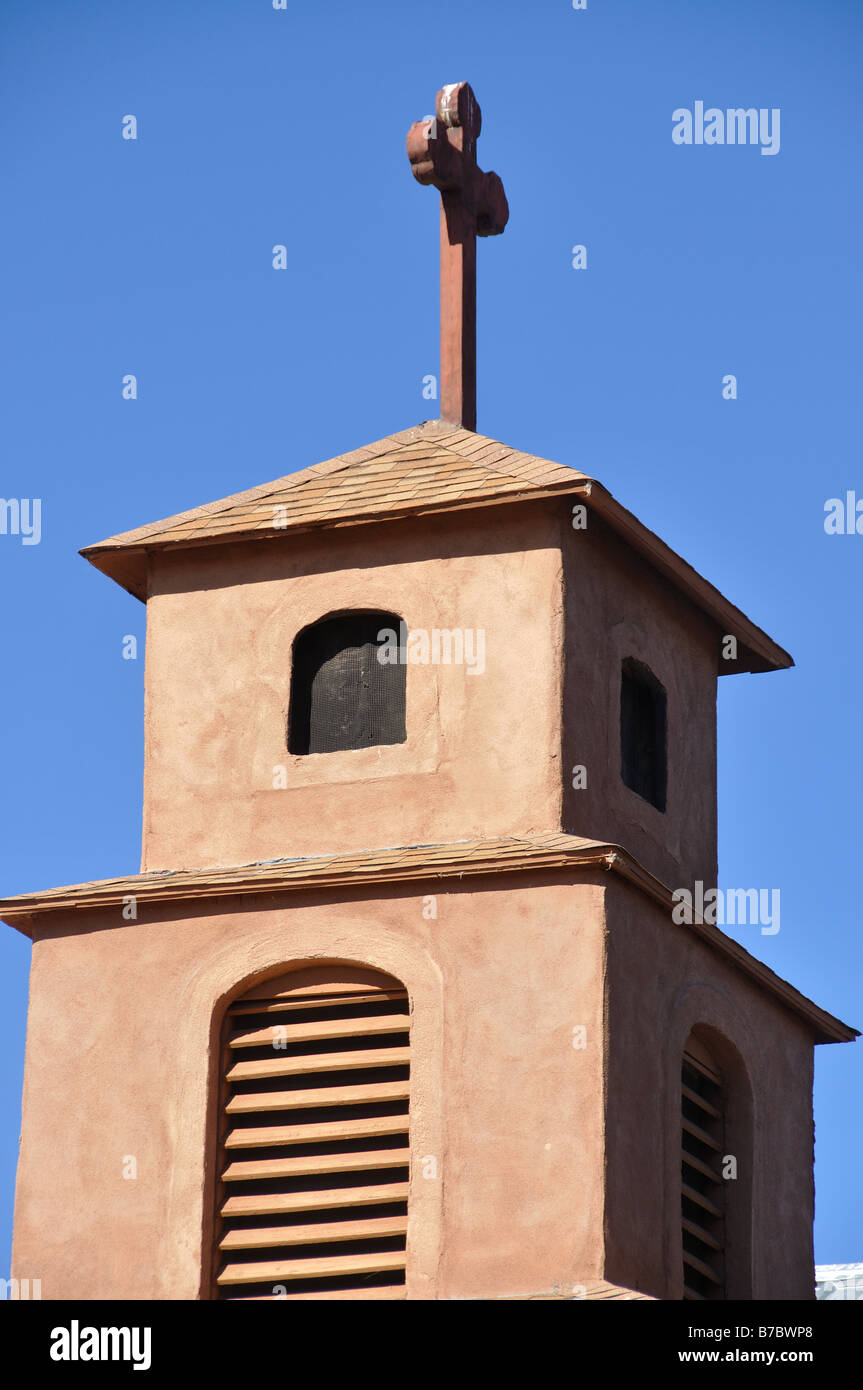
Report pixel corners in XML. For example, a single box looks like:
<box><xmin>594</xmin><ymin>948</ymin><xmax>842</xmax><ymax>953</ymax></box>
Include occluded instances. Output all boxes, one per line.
<box><xmin>233</xmin><ymin>425</ymin><xmax>567</xmax><ymax>505</ymax></box>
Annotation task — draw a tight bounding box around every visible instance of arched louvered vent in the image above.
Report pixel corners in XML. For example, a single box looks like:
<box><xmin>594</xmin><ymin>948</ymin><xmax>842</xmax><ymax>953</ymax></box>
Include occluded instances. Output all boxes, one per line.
<box><xmin>213</xmin><ymin>966</ymin><xmax>410</xmax><ymax>1301</ymax></box>
<box><xmin>681</xmin><ymin>1036</ymin><xmax>726</xmax><ymax>1300</ymax></box>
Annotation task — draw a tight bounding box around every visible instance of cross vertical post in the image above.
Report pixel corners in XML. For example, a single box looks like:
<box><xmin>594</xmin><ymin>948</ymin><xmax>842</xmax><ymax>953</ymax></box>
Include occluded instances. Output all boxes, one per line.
<box><xmin>407</xmin><ymin>83</ymin><xmax>509</xmax><ymax>432</ymax></box>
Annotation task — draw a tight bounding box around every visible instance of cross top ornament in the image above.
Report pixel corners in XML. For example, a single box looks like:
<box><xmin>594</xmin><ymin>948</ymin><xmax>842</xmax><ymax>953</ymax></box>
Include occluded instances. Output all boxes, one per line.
<box><xmin>407</xmin><ymin>82</ymin><xmax>509</xmax><ymax>431</ymax></box>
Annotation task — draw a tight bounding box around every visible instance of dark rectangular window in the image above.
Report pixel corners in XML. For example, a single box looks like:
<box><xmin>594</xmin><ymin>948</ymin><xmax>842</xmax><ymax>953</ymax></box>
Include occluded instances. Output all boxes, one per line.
<box><xmin>288</xmin><ymin>611</ymin><xmax>407</xmax><ymax>755</ymax></box>
<box><xmin>620</xmin><ymin>658</ymin><xmax>667</xmax><ymax>811</ymax></box>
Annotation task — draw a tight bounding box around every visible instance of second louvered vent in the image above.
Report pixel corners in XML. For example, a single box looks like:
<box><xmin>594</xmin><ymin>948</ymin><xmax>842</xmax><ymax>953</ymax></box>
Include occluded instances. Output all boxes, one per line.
<box><xmin>215</xmin><ymin>972</ymin><xmax>410</xmax><ymax>1300</ymax></box>
<box><xmin>681</xmin><ymin>1041</ymin><xmax>726</xmax><ymax>1301</ymax></box>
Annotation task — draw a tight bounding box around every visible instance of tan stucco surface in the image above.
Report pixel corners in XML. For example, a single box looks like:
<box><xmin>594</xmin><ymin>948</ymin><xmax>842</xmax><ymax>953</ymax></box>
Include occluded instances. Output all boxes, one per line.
<box><xmin>142</xmin><ymin>504</ymin><xmax>565</xmax><ymax>871</ymax></box>
<box><xmin>142</xmin><ymin>495</ymin><xmax>724</xmax><ymax>892</ymax></box>
<box><xmin>562</xmin><ymin>511</ymin><xmax>719</xmax><ymax>890</ymax></box>
<box><xmin>603</xmin><ymin>878</ymin><xmax>816</xmax><ymax>1301</ymax></box>
<box><xmin>12</xmin><ymin>878</ymin><xmax>606</xmax><ymax>1300</ymax></box>
<box><xmin>11</xmin><ymin>872</ymin><xmax>820</xmax><ymax>1301</ymax></box>
<box><xmin>8</xmin><ymin>476</ymin><xmax>845</xmax><ymax>1302</ymax></box>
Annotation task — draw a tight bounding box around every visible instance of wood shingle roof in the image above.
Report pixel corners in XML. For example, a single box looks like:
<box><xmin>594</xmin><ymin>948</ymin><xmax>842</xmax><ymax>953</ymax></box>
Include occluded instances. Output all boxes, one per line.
<box><xmin>80</xmin><ymin>418</ymin><xmax>792</xmax><ymax>673</ymax></box>
<box><xmin>0</xmin><ymin>832</ymin><xmax>854</xmax><ymax>1045</ymax></box>
<box><xmin>82</xmin><ymin>420</ymin><xmax>583</xmax><ymax>560</ymax></box>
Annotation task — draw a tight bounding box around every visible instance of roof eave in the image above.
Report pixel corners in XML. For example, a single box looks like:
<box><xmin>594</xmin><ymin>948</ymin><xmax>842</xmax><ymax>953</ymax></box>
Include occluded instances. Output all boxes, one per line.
<box><xmin>80</xmin><ymin>545</ymin><xmax>149</xmax><ymax>602</ymax></box>
<box><xmin>0</xmin><ymin>834</ymin><xmax>854</xmax><ymax>1045</ymax></box>
<box><xmin>575</xmin><ymin>480</ymin><xmax>793</xmax><ymax>675</ymax></box>
<box><xmin>81</xmin><ymin>480</ymin><xmax>792</xmax><ymax>674</ymax></box>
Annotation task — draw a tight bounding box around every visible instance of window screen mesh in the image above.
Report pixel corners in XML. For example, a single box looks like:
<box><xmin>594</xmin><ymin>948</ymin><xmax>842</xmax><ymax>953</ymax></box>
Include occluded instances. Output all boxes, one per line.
<box><xmin>289</xmin><ymin>612</ymin><xmax>406</xmax><ymax>755</ymax></box>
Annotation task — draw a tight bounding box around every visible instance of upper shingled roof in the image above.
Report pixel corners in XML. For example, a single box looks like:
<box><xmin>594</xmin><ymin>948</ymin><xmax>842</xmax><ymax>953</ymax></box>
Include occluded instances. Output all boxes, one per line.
<box><xmin>80</xmin><ymin>419</ymin><xmax>792</xmax><ymax>673</ymax></box>
<box><xmin>82</xmin><ymin>420</ymin><xmax>584</xmax><ymax>555</ymax></box>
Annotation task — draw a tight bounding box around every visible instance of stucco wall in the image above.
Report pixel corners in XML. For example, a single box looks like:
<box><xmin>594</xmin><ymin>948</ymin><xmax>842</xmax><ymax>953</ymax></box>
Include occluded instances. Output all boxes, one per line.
<box><xmin>562</xmin><ymin>510</ymin><xmax>720</xmax><ymax>891</ymax></box>
<box><xmin>12</xmin><ymin>875</ymin><xmax>608</xmax><ymax>1301</ymax></box>
<box><xmin>12</xmin><ymin>873</ymin><xmax>821</xmax><ymax>1300</ymax></box>
<box><xmin>142</xmin><ymin>493</ymin><xmax>725</xmax><ymax>892</ymax></box>
<box><xmin>142</xmin><ymin>504</ymin><xmax>565</xmax><ymax>872</ymax></box>
<box><xmin>603</xmin><ymin>877</ymin><xmax>816</xmax><ymax>1300</ymax></box>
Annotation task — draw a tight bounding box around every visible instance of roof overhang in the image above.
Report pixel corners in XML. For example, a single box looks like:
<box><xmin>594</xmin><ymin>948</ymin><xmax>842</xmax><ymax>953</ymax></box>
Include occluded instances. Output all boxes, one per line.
<box><xmin>0</xmin><ymin>833</ymin><xmax>853</xmax><ymax>1045</ymax></box>
<box><xmin>81</xmin><ymin>484</ymin><xmax>792</xmax><ymax>678</ymax></box>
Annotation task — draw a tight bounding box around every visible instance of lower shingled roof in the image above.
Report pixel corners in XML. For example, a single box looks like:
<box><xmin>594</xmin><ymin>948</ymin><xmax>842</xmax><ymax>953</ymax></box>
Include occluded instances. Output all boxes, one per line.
<box><xmin>0</xmin><ymin>832</ymin><xmax>854</xmax><ymax>1046</ymax></box>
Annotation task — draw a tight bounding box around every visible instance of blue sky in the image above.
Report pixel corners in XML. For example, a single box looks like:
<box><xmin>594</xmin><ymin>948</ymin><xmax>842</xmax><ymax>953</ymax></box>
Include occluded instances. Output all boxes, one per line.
<box><xmin>1</xmin><ymin>0</ymin><xmax>860</xmax><ymax>1275</ymax></box>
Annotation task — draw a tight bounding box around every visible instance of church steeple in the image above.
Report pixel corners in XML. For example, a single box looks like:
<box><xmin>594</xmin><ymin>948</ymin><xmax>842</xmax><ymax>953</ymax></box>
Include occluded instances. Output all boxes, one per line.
<box><xmin>1</xmin><ymin>80</ymin><xmax>855</xmax><ymax>1306</ymax></box>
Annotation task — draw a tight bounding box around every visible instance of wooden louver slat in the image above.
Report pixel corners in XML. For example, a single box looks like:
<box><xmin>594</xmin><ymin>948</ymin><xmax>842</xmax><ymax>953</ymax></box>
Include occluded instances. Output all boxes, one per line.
<box><xmin>219</xmin><ymin>1250</ymin><xmax>407</xmax><ymax>1287</ymax></box>
<box><xmin>226</xmin><ymin>1079</ymin><xmax>410</xmax><ymax>1115</ymax></box>
<box><xmin>226</xmin><ymin>1044</ymin><xmax>411</xmax><ymax>1083</ymax></box>
<box><xmin>214</xmin><ymin>978</ymin><xmax>410</xmax><ymax>1300</ymax></box>
<box><xmin>680</xmin><ymin>1181</ymin><xmax>722</xmax><ymax>1220</ymax></box>
<box><xmin>219</xmin><ymin>1214</ymin><xmax>408</xmax><ymax>1251</ymax></box>
<box><xmin>224</xmin><ymin>1114</ymin><xmax>410</xmax><ymax>1150</ymax></box>
<box><xmin>681</xmin><ymin>1047</ymin><xmax>726</xmax><ymax>1301</ymax></box>
<box><xmin>683</xmin><ymin>1249</ymin><xmax>722</xmax><ymax>1285</ymax></box>
<box><xmin>680</xmin><ymin>1082</ymin><xmax>720</xmax><ymax>1120</ymax></box>
<box><xmin>221</xmin><ymin>1182</ymin><xmax>410</xmax><ymax>1219</ymax></box>
<box><xmin>222</xmin><ymin>1147</ymin><xmax>410</xmax><ymax>1183</ymax></box>
<box><xmin>681</xmin><ymin>1148</ymin><xmax>723</xmax><ymax>1185</ymax></box>
<box><xmin>681</xmin><ymin>1115</ymin><xmax>722</xmax><ymax>1152</ymax></box>
<box><xmin>227</xmin><ymin>1283</ymin><xmax>406</xmax><ymax>1302</ymax></box>
<box><xmin>229</xmin><ymin>1013</ymin><xmax>408</xmax><ymax>1048</ymax></box>
<box><xmin>681</xmin><ymin>1215</ymin><xmax>721</xmax><ymax>1252</ymax></box>
<box><xmin>229</xmin><ymin>989</ymin><xmax>407</xmax><ymax>1017</ymax></box>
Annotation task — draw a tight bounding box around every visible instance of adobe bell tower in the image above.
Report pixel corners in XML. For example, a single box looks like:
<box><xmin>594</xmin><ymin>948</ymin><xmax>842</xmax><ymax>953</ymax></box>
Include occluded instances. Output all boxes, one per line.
<box><xmin>2</xmin><ymin>82</ymin><xmax>854</xmax><ymax>1303</ymax></box>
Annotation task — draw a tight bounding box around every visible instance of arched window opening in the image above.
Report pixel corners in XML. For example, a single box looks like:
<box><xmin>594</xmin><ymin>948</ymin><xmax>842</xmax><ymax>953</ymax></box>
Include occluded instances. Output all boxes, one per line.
<box><xmin>681</xmin><ymin>1034</ymin><xmax>726</xmax><ymax>1300</ymax></box>
<box><xmin>288</xmin><ymin>611</ymin><xmax>406</xmax><ymax>755</ymax></box>
<box><xmin>620</xmin><ymin>657</ymin><xmax>667</xmax><ymax>811</ymax></box>
<box><xmin>212</xmin><ymin>965</ymin><xmax>411</xmax><ymax>1301</ymax></box>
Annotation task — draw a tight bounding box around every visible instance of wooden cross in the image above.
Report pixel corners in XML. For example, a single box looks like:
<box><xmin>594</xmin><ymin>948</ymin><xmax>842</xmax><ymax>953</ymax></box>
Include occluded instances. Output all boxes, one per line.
<box><xmin>407</xmin><ymin>82</ymin><xmax>509</xmax><ymax>432</ymax></box>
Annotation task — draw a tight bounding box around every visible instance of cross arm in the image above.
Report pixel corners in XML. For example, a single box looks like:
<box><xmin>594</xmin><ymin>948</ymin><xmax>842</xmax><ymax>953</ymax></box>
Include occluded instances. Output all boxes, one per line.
<box><xmin>406</xmin><ymin>83</ymin><xmax>509</xmax><ymax>236</ymax></box>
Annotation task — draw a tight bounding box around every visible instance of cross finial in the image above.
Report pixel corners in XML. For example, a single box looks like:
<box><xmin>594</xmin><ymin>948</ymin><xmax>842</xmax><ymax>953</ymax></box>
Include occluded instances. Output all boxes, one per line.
<box><xmin>407</xmin><ymin>82</ymin><xmax>509</xmax><ymax>432</ymax></box>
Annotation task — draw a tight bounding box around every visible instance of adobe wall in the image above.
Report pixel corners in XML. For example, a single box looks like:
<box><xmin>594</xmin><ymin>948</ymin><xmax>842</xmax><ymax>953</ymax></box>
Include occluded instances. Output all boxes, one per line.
<box><xmin>142</xmin><ymin>503</ymin><xmax>565</xmax><ymax>872</ymax></box>
<box><xmin>11</xmin><ymin>875</ymin><xmax>609</xmax><ymax>1301</ymax></box>
<box><xmin>603</xmin><ymin>876</ymin><xmax>817</xmax><ymax>1301</ymax></box>
<box><xmin>561</xmin><ymin>509</ymin><xmax>720</xmax><ymax>891</ymax></box>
